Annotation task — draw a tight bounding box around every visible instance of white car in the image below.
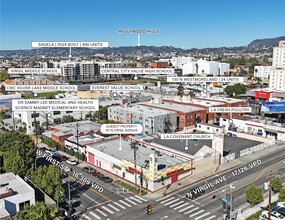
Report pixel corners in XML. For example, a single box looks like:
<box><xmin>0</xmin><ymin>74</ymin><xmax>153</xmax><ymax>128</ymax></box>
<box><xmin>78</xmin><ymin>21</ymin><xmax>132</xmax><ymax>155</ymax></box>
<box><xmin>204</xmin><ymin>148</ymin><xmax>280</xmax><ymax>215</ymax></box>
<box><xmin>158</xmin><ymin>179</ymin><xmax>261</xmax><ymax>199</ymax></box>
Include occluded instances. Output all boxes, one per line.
<box><xmin>278</xmin><ymin>202</ymin><xmax>285</xmax><ymax>208</ymax></box>
<box><xmin>45</xmin><ymin>149</ymin><xmax>56</xmax><ymax>156</ymax></box>
<box><xmin>66</xmin><ymin>159</ymin><xmax>78</xmax><ymax>166</ymax></box>
<box><xmin>260</xmin><ymin>210</ymin><xmax>285</xmax><ymax>220</ymax></box>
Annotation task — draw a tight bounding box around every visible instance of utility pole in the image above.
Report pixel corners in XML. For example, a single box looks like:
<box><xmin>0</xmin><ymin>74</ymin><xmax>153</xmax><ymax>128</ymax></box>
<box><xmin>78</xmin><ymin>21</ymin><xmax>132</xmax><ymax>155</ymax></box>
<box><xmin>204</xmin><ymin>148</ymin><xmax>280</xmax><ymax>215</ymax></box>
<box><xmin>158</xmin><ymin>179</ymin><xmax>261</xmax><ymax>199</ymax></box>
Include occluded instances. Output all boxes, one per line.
<box><xmin>76</xmin><ymin>121</ymin><xmax>79</xmax><ymax>163</ymax></box>
<box><xmin>68</xmin><ymin>179</ymin><xmax>71</xmax><ymax>218</ymax></box>
<box><xmin>267</xmin><ymin>171</ymin><xmax>277</xmax><ymax>220</ymax></box>
<box><xmin>33</xmin><ymin>111</ymin><xmax>38</xmax><ymax>146</ymax></box>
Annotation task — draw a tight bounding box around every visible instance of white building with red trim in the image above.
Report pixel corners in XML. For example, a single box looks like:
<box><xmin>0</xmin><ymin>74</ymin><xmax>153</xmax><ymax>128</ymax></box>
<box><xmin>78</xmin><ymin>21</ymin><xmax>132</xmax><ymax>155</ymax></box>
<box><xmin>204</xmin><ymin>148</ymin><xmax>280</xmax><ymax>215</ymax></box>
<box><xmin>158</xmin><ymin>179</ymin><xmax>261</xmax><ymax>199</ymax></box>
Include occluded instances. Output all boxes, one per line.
<box><xmin>84</xmin><ymin>136</ymin><xmax>193</xmax><ymax>192</ymax></box>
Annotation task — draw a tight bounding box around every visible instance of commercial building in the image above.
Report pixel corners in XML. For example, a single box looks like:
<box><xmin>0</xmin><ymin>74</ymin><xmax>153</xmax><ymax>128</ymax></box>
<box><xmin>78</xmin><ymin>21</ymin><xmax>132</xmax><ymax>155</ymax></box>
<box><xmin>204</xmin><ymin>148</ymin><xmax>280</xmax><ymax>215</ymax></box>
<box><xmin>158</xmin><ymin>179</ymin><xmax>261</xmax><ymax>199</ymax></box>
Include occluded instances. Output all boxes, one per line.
<box><xmin>0</xmin><ymin>172</ymin><xmax>35</xmax><ymax>218</ymax></box>
<box><xmin>182</xmin><ymin>59</ymin><xmax>230</xmax><ymax>76</ymax></box>
<box><xmin>150</xmin><ymin>61</ymin><xmax>169</xmax><ymax>68</ymax></box>
<box><xmin>171</xmin><ymin>56</ymin><xmax>195</xmax><ymax>68</ymax></box>
<box><xmin>219</xmin><ymin>116</ymin><xmax>285</xmax><ymax>141</ymax></box>
<box><xmin>138</xmin><ymin>99</ymin><xmax>206</xmax><ymax>130</ymax></box>
<box><xmin>254</xmin><ymin>65</ymin><xmax>271</xmax><ymax>79</ymax></box>
<box><xmin>85</xmin><ymin>136</ymin><xmax>193</xmax><ymax>191</ymax></box>
<box><xmin>43</xmin><ymin>121</ymin><xmax>101</xmax><ymax>146</ymax></box>
<box><xmin>162</xmin><ymin>96</ymin><xmax>247</xmax><ymax>123</ymax></box>
<box><xmin>108</xmin><ymin>105</ymin><xmax>177</xmax><ymax>135</ymax></box>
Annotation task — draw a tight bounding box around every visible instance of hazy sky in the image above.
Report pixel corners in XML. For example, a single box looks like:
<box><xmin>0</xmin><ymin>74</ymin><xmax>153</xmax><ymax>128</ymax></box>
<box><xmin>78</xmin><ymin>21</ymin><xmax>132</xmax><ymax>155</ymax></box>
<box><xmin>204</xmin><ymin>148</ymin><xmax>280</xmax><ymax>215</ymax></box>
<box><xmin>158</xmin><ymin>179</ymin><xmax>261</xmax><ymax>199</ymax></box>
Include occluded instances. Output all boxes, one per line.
<box><xmin>1</xmin><ymin>0</ymin><xmax>285</xmax><ymax>50</ymax></box>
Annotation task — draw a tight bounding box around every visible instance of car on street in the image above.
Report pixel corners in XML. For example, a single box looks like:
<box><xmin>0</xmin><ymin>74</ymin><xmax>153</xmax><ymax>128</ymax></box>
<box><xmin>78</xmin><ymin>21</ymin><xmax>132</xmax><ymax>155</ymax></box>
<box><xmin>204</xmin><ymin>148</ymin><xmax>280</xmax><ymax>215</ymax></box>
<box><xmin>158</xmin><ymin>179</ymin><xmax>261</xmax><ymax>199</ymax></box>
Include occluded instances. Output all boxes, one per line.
<box><xmin>278</xmin><ymin>202</ymin><xmax>285</xmax><ymax>208</ymax></box>
<box><xmin>272</xmin><ymin>207</ymin><xmax>285</xmax><ymax>216</ymax></box>
<box><xmin>60</xmin><ymin>155</ymin><xmax>68</xmax><ymax>161</ymax></box>
<box><xmin>66</xmin><ymin>159</ymin><xmax>78</xmax><ymax>166</ymax></box>
<box><xmin>46</xmin><ymin>148</ymin><xmax>56</xmax><ymax>155</ymax></box>
<box><xmin>99</xmin><ymin>176</ymin><xmax>113</xmax><ymax>183</ymax></box>
<box><xmin>260</xmin><ymin>210</ymin><xmax>285</xmax><ymax>220</ymax></box>
<box><xmin>82</xmin><ymin>166</ymin><xmax>95</xmax><ymax>174</ymax></box>
<box><xmin>186</xmin><ymin>187</ymin><xmax>205</xmax><ymax>199</ymax></box>
<box><xmin>39</xmin><ymin>147</ymin><xmax>47</xmax><ymax>151</ymax></box>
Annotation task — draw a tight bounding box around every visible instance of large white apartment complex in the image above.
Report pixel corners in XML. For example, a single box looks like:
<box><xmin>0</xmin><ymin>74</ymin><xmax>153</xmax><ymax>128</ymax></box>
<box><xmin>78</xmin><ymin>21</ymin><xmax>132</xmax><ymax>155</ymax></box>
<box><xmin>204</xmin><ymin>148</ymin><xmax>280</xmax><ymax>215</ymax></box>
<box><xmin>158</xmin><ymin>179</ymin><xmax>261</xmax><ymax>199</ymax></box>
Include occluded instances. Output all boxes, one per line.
<box><xmin>182</xmin><ymin>59</ymin><xmax>230</xmax><ymax>76</ymax></box>
<box><xmin>269</xmin><ymin>41</ymin><xmax>285</xmax><ymax>91</ymax></box>
<box><xmin>254</xmin><ymin>65</ymin><xmax>271</xmax><ymax>79</ymax></box>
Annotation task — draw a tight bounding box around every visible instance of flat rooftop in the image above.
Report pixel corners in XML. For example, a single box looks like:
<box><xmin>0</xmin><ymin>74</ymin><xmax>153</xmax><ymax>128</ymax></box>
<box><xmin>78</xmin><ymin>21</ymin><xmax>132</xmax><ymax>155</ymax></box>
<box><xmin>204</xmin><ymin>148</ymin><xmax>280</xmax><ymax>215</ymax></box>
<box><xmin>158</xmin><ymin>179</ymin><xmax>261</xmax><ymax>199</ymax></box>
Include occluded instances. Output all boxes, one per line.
<box><xmin>195</xmin><ymin>97</ymin><xmax>243</xmax><ymax>104</ymax></box>
<box><xmin>87</xmin><ymin>137</ymin><xmax>190</xmax><ymax>168</ymax></box>
<box><xmin>152</xmin><ymin>135</ymin><xmax>262</xmax><ymax>158</ymax></box>
<box><xmin>168</xmin><ymin>98</ymin><xmax>223</xmax><ymax>107</ymax></box>
<box><xmin>111</xmin><ymin>105</ymin><xmax>175</xmax><ymax>116</ymax></box>
<box><xmin>139</xmin><ymin>102</ymin><xmax>205</xmax><ymax>113</ymax></box>
<box><xmin>49</xmin><ymin>121</ymin><xmax>101</xmax><ymax>136</ymax></box>
<box><xmin>0</xmin><ymin>172</ymin><xmax>34</xmax><ymax>196</ymax></box>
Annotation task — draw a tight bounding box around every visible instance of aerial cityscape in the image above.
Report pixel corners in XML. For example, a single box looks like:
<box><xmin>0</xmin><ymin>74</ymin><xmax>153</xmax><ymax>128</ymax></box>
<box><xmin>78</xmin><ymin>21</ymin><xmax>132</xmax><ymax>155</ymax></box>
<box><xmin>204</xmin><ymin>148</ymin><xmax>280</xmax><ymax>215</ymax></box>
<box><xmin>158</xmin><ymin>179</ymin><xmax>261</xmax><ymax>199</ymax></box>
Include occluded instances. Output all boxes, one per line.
<box><xmin>1</xmin><ymin>0</ymin><xmax>285</xmax><ymax>220</ymax></box>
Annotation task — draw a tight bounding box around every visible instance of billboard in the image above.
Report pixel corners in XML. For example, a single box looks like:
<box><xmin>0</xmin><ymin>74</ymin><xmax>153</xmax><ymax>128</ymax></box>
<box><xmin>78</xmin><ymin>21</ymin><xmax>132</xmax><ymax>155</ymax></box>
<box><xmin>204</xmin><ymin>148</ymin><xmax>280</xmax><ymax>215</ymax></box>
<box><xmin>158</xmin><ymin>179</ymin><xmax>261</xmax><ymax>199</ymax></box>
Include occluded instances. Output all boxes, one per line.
<box><xmin>261</xmin><ymin>102</ymin><xmax>285</xmax><ymax>112</ymax></box>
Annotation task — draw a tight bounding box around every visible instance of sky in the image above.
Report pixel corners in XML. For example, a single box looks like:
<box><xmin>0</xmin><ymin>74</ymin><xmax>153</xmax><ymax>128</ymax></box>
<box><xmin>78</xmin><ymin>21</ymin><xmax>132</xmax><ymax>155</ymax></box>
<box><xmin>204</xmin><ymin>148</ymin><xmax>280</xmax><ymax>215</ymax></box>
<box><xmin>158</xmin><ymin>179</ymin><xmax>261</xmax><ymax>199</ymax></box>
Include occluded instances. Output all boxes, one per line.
<box><xmin>1</xmin><ymin>0</ymin><xmax>285</xmax><ymax>50</ymax></box>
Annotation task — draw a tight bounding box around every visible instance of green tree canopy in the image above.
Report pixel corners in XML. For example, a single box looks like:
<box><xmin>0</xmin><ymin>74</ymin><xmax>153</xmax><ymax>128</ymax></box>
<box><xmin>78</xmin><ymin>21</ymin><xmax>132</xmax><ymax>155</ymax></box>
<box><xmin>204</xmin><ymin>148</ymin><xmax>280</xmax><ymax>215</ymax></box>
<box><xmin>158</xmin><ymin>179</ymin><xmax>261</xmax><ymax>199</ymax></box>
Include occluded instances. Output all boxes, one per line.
<box><xmin>0</xmin><ymin>131</ymin><xmax>36</xmax><ymax>177</ymax></box>
<box><xmin>31</xmin><ymin>165</ymin><xmax>65</xmax><ymax>203</ymax></box>
<box><xmin>279</xmin><ymin>188</ymin><xmax>285</xmax><ymax>201</ymax></box>
<box><xmin>245</xmin><ymin>184</ymin><xmax>264</xmax><ymax>205</ymax></box>
<box><xmin>15</xmin><ymin>201</ymin><xmax>61</xmax><ymax>220</ymax></box>
<box><xmin>0</xmin><ymin>71</ymin><xmax>10</xmax><ymax>82</ymax></box>
<box><xmin>61</xmin><ymin>115</ymin><xmax>74</xmax><ymax>123</ymax></box>
<box><xmin>272</xmin><ymin>177</ymin><xmax>283</xmax><ymax>192</ymax></box>
<box><xmin>225</xmin><ymin>84</ymin><xmax>247</xmax><ymax>97</ymax></box>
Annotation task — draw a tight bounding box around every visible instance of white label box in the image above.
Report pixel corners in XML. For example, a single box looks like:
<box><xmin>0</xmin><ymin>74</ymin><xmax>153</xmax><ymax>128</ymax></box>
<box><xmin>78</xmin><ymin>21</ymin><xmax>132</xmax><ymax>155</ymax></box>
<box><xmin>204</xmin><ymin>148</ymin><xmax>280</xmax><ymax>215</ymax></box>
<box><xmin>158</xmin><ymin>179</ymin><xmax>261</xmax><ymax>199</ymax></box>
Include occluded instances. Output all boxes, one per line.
<box><xmin>5</xmin><ymin>85</ymin><xmax>77</xmax><ymax>92</ymax></box>
<box><xmin>100</xmin><ymin>124</ymin><xmax>144</xmax><ymax>134</ymax></box>
<box><xmin>32</xmin><ymin>42</ymin><xmax>109</xmax><ymax>48</ymax></box>
<box><xmin>167</xmin><ymin>77</ymin><xmax>245</xmax><ymax>83</ymax></box>
<box><xmin>209</xmin><ymin>107</ymin><xmax>252</xmax><ymax>113</ymax></box>
<box><xmin>161</xmin><ymin>134</ymin><xmax>214</xmax><ymax>139</ymax></box>
<box><xmin>100</xmin><ymin>68</ymin><xmax>174</xmax><ymax>75</ymax></box>
<box><xmin>90</xmin><ymin>85</ymin><xmax>144</xmax><ymax>91</ymax></box>
<box><xmin>118</xmin><ymin>29</ymin><xmax>160</xmax><ymax>34</ymax></box>
<box><xmin>12</xmin><ymin>99</ymin><xmax>98</xmax><ymax>112</ymax></box>
<box><xmin>8</xmin><ymin>68</ymin><xmax>62</xmax><ymax>75</ymax></box>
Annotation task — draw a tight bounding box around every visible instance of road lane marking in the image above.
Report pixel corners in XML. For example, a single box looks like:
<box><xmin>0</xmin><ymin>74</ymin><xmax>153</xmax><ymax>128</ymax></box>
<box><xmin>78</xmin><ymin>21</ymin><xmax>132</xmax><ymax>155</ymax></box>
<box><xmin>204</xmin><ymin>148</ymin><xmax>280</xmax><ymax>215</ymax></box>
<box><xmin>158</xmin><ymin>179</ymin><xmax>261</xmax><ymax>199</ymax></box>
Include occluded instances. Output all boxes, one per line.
<box><xmin>89</xmin><ymin>211</ymin><xmax>101</xmax><ymax>219</ymax></box>
<box><xmin>205</xmin><ymin>216</ymin><xmax>216</xmax><ymax>220</ymax></box>
<box><xmin>156</xmin><ymin>195</ymin><xmax>171</xmax><ymax>202</ymax></box>
<box><xmin>82</xmin><ymin>193</ymin><xmax>100</xmax><ymax>204</ymax></box>
<box><xmin>119</xmin><ymin>200</ymin><xmax>132</xmax><ymax>207</ymax></box>
<box><xmin>125</xmin><ymin>198</ymin><xmax>137</xmax><ymax>205</ymax></box>
<box><xmin>160</xmin><ymin>197</ymin><xmax>176</xmax><ymax>204</ymax></box>
<box><xmin>169</xmin><ymin>201</ymin><xmax>184</xmax><ymax>208</ymax></box>
<box><xmin>196</xmin><ymin>181</ymin><xmax>237</xmax><ymax>201</ymax></box>
<box><xmin>203</xmin><ymin>158</ymin><xmax>285</xmax><ymax>206</ymax></box>
<box><xmin>179</xmin><ymin>205</ymin><xmax>194</xmax><ymax>212</ymax></box>
<box><xmin>184</xmin><ymin>207</ymin><xmax>199</xmax><ymax>214</ymax></box>
<box><xmin>108</xmin><ymin>204</ymin><xmax>120</xmax><ymax>212</ymax></box>
<box><xmin>189</xmin><ymin>209</ymin><xmax>204</xmax><ymax>217</ymax></box>
<box><xmin>69</xmin><ymin>176</ymin><xmax>114</xmax><ymax>203</ymax></box>
<box><xmin>114</xmin><ymin>202</ymin><xmax>126</xmax><ymax>209</ymax></box>
<box><xmin>129</xmin><ymin>197</ymin><xmax>142</xmax><ymax>203</ymax></box>
<box><xmin>135</xmin><ymin>195</ymin><xmax>147</xmax><ymax>201</ymax></box>
<box><xmin>95</xmin><ymin>209</ymin><xmax>108</xmax><ymax>217</ymax></box>
<box><xmin>102</xmin><ymin>206</ymin><xmax>114</xmax><ymax>214</ymax></box>
<box><xmin>195</xmin><ymin>212</ymin><xmax>211</xmax><ymax>220</ymax></box>
<box><xmin>164</xmin><ymin>198</ymin><xmax>180</xmax><ymax>206</ymax></box>
<box><xmin>82</xmin><ymin>214</ymin><xmax>92</xmax><ymax>220</ymax></box>
<box><xmin>173</xmin><ymin>203</ymin><xmax>189</xmax><ymax>210</ymax></box>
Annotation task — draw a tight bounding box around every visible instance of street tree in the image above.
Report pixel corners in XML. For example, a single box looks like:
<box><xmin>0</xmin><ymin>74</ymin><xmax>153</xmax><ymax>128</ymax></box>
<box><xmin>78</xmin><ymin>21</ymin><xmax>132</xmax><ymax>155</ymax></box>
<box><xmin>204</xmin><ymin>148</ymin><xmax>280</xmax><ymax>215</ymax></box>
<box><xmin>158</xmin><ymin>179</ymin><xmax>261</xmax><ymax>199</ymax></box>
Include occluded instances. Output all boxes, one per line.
<box><xmin>0</xmin><ymin>71</ymin><xmax>9</xmax><ymax>82</ymax></box>
<box><xmin>15</xmin><ymin>201</ymin><xmax>62</xmax><ymax>220</ymax></box>
<box><xmin>272</xmin><ymin>177</ymin><xmax>283</xmax><ymax>192</ymax></box>
<box><xmin>279</xmin><ymin>188</ymin><xmax>285</xmax><ymax>201</ymax></box>
<box><xmin>245</xmin><ymin>184</ymin><xmax>264</xmax><ymax>205</ymax></box>
<box><xmin>31</xmin><ymin>165</ymin><xmax>65</xmax><ymax>203</ymax></box>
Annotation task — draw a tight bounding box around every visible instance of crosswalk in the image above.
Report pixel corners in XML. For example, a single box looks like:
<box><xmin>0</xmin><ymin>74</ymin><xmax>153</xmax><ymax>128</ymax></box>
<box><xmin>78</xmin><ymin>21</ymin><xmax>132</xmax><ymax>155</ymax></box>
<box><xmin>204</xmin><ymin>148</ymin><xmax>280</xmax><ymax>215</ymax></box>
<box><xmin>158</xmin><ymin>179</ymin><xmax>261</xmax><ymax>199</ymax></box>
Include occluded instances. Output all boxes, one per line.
<box><xmin>81</xmin><ymin>195</ymin><xmax>146</xmax><ymax>220</ymax></box>
<box><xmin>156</xmin><ymin>195</ymin><xmax>216</xmax><ymax>220</ymax></box>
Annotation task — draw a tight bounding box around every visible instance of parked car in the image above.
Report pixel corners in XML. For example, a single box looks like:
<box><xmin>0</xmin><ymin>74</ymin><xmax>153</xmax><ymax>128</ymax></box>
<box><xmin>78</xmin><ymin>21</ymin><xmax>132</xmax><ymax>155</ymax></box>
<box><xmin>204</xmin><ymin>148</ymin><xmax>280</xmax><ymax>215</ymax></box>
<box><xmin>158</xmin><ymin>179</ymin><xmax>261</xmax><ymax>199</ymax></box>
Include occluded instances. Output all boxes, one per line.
<box><xmin>66</xmin><ymin>159</ymin><xmax>78</xmax><ymax>166</ymax></box>
<box><xmin>82</xmin><ymin>166</ymin><xmax>95</xmax><ymax>174</ymax></box>
<box><xmin>232</xmin><ymin>134</ymin><xmax>237</xmax><ymax>138</ymax></box>
<box><xmin>92</xmin><ymin>171</ymin><xmax>101</xmax><ymax>177</ymax></box>
<box><xmin>272</xmin><ymin>207</ymin><xmax>285</xmax><ymax>216</ymax></box>
<box><xmin>186</xmin><ymin>187</ymin><xmax>205</xmax><ymax>199</ymax></box>
<box><xmin>99</xmin><ymin>176</ymin><xmax>113</xmax><ymax>183</ymax></box>
<box><xmin>52</xmin><ymin>153</ymin><xmax>62</xmax><ymax>161</ymax></box>
<box><xmin>46</xmin><ymin>148</ymin><xmax>56</xmax><ymax>155</ymax></box>
<box><xmin>60</xmin><ymin>155</ymin><xmax>68</xmax><ymax>161</ymax></box>
<box><xmin>260</xmin><ymin>210</ymin><xmax>285</xmax><ymax>220</ymax></box>
<box><xmin>278</xmin><ymin>202</ymin><xmax>285</xmax><ymax>208</ymax></box>
<box><xmin>39</xmin><ymin>147</ymin><xmax>47</xmax><ymax>151</ymax></box>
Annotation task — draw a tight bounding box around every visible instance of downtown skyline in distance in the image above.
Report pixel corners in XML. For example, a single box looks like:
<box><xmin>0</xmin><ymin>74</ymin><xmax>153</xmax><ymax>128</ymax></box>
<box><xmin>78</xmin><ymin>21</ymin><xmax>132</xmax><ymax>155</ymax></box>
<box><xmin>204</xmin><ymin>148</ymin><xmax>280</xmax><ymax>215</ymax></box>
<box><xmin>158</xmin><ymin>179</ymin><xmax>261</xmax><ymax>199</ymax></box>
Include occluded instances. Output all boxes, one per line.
<box><xmin>1</xmin><ymin>0</ymin><xmax>285</xmax><ymax>50</ymax></box>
